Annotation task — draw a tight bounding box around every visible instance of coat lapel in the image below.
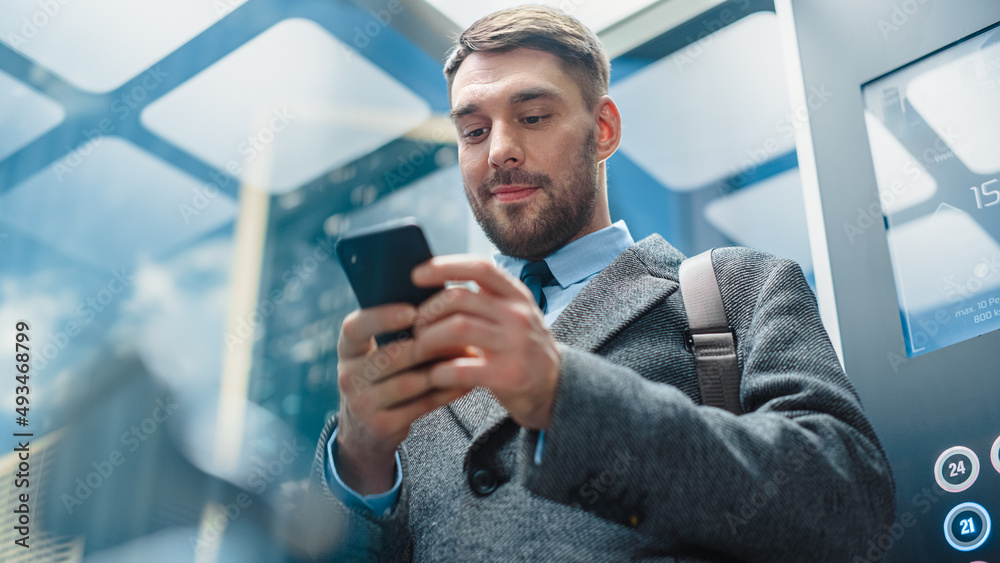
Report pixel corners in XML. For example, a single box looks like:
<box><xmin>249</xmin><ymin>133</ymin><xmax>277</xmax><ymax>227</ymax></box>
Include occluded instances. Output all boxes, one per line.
<box><xmin>448</xmin><ymin>235</ymin><xmax>683</xmax><ymax>440</ymax></box>
<box><xmin>447</xmin><ymin>386</ymin><xmax>496</xmax><ymax>438</ymax></box>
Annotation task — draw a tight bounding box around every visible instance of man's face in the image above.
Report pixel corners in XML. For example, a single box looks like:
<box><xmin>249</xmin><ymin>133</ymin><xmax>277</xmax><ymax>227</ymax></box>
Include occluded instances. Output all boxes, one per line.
<box><xmin>450</xmin><ymin>48</ymin><xmax>602</xmax><ymax>260</ymax></box>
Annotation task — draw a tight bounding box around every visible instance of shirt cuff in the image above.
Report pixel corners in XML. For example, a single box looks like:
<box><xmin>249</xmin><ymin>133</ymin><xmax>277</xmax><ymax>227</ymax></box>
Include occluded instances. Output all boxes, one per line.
<box><xmin>534</xmin><ymin>429</ymin><xmax>545</xmax><ymax>465</ymax></box>
<box><xmin>326</xmin><ymin>425</ymin><xmax>401</xmax><ymax>517</ymax></box>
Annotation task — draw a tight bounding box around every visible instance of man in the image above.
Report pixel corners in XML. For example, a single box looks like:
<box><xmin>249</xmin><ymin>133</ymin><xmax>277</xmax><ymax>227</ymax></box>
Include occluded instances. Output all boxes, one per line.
<box><xmin>309</xmin><ymin>5</ymin><xmax>895</xmax><ymax>561</ymax></box>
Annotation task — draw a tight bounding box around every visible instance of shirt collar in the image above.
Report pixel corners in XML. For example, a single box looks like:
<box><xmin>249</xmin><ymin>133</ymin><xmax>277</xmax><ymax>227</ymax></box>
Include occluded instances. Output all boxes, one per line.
<box><xmin>495</xmin><ymin>220</ymin><xmax>634</xmax><ymax>288</ymax></box>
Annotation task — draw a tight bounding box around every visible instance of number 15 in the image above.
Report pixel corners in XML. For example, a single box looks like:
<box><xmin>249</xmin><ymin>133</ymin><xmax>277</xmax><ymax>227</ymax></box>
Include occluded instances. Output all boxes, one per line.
<box><xmin>970</xmin><ymin>179</ymin><xmax>999</xmax><ymax>209</ymax></box>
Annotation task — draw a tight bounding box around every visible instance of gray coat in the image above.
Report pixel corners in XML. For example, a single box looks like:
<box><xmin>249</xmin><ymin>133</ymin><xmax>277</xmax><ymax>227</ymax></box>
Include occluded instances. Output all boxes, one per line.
<box><xmin>307</xmin><ymin>235</ymin><xmax>896</xmax><ymax>562</ymax></box>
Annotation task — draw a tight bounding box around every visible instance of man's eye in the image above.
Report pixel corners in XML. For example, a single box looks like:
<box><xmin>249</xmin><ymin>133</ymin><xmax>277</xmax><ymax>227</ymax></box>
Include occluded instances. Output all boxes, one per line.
<box><xmin>466</xmin><ymin>128</ymin><xmax>487</xmax><ymax>138</ymax></box>
<box><xmin>523</xmin><ymin>115</ymin><xmax>545</xmax><ymax>125</ymax></box>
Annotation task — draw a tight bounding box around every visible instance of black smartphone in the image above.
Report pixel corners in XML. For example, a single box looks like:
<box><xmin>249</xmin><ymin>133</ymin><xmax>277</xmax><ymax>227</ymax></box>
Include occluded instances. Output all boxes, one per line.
<box><xmin>336</xmin><ymin>218</ymin><xmax>441</xmax><ymax>346</ymax></box>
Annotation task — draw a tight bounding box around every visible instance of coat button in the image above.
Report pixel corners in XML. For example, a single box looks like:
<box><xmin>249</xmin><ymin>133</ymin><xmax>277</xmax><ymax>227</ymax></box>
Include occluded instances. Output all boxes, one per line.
<box><xmin>469</xmin><ymin>468</ymin><xmax>498</xmax><ymax>495</ymax></box>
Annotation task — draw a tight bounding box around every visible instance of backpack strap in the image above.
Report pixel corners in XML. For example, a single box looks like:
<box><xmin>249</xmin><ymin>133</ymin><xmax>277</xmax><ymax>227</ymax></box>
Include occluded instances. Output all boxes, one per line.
<box><xmin>679</xmin><ymin>249</ymin><xmax>743</xmax><ymax>415</ymax></box>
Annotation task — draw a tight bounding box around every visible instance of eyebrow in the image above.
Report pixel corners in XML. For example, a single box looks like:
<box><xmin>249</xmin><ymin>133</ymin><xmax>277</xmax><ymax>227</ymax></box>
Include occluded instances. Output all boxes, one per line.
<box><xmin>449</xmin><ymin>87</ymin><xmax>563</xmax><ymax>120</ymax></box>
<box><xmin>509</xmin><ymin>86</ymin><xmax>561</xmax><ymax>105</ymax></box>
<box><xmin>450</xmin><ymin>103</ymin><xmax>478</xmax><ymax>121</ymax></box>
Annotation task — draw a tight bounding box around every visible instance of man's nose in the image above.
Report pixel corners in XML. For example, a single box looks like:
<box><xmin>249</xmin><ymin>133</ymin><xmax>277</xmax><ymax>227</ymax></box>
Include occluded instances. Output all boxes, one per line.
<box><xmin>488</xmin><ymin>122</ymin><xmax>524</xmax><ymax>169</ymax></box>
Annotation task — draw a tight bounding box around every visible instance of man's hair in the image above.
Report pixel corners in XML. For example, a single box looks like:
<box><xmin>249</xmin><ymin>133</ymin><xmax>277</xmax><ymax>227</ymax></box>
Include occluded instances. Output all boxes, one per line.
<box><xmin>443</xmin><ymin>5</ymin><xmax>611</xmax><ymax>110</ymax></box>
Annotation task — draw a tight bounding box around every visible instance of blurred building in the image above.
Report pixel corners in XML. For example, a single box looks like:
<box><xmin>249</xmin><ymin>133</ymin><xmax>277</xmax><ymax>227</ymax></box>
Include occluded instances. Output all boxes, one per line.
<box><xmin>0</xmin><ymin>431</ymin><xmax>85</xmax><ymax>563</ymax></box>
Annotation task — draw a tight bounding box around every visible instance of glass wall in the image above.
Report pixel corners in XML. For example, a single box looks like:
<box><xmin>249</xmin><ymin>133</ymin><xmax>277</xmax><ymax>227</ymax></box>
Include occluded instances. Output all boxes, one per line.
<box><xmin>0</xmin><ymin>0</ymin><xmax>813</xmax><ymax>560</ymax></box>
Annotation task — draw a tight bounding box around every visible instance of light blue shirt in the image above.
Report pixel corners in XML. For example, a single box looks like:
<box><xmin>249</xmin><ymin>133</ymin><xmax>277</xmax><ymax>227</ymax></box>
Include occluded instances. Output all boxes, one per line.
<box><xmin>494</xmin><ymin>220</ymin><xmax>635</xmax><ymax>327</ymax></box>
<box><xmin>326</xmin><ymin>221</ymin><xmax>635</xmax><ymax>514</ymax></box>
<box><xmin>326</xmin><ymin>426</ymin><xmax>402</xmax><ymax>517</ymax></box>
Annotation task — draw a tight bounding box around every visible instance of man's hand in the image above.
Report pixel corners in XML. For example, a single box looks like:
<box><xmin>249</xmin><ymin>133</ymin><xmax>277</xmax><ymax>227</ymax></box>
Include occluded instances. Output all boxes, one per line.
<box><xmin>335</xmin><ymin>302</ymin><xmax>472</xmax><ymax>495</ymax></box>
<box><xmin>411</xmin><ymin>255</ymin><xmax>562</xmax><ymax>430</ymax></box>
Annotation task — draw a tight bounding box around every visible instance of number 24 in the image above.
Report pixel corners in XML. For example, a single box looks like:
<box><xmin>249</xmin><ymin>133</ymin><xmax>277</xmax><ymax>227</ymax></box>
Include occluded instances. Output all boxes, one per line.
<box><xmin>948</xmin><ymin>460</ymin><xmax>966</xmax><ymax>477</ymax></box>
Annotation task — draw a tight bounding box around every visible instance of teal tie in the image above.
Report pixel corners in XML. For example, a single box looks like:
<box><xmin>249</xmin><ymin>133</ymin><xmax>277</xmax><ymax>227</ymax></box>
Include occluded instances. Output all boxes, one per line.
<box><xmin>520</xmin><ymin>260</ymin><xmax>555</xmax><ymax>312</ymax></box>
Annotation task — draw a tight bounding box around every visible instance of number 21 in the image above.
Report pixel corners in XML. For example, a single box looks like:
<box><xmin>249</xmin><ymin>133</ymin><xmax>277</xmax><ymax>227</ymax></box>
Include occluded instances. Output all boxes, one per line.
<box><xmin>960</xmin><ymin>517</ymin><xmax>976</xmax><ymax>536</ymax></box>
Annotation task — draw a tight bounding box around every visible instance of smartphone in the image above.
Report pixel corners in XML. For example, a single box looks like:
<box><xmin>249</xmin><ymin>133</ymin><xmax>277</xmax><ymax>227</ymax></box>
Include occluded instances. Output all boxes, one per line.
<box><xmin>336</xmin><ymin>218</ymin><xmax>440</xmax><ymax>345</ymax></box>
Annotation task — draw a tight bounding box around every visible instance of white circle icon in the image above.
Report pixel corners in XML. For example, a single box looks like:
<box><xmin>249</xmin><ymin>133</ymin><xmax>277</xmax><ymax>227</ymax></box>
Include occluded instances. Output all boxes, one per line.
<box><xmin>991</xmin><ymin>435</ymin><xmax>1000</xmax><ymax>475</ymax></box>
<box><xmin>944</xmin><ymin>502</ymin><xmax>991</xmax><ymax>552</ymax></box>
<box><xmin>933</xmin><ymin>446</ymin><xmax>979</xmax><ymax>493</ymax></box>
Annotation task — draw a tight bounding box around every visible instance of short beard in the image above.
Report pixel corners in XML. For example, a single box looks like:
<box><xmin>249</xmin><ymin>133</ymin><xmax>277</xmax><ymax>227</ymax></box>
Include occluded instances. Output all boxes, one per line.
<box><xmin>466</xmin><ymin>133</ymin><xmax>599</xmax><ymax>260</ymax></box>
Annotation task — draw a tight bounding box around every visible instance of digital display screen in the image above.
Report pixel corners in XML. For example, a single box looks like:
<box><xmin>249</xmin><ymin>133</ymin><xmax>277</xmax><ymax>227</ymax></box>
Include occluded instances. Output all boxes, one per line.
<box><xmin>862</xmin><ymin>22</ymin><xmax>1000</xmax><ymax>357</ymax></box>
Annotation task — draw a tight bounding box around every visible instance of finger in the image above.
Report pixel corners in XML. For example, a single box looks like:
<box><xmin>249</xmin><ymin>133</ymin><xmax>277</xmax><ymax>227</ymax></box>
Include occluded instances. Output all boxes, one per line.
<box><xmin>415</xmin><ymin>314</ymin><xmax>505</xmax><ymax>360</ymax></box>
<box><xmin>428</xmin><ymin>357</ymin><xmax>489</xmax><ymax>388</ymax></box>
<box><xmin>414</xmin><ymin>286</ymin><xmax>507</xmax><ymax>332</ymax></box>
<box><xmin>381</xmin><ymin>386</ymin><xmax>474</xmax><ymax>428</ymax></box>
<box><xmin>373</xmin><ymin>370</ymin><xmax>436</xmax><ymax>410</ymax></box>
<box><xmin>412</xmin><ymin>255</ymin><xmax>530</xmax><ymax>301</ymax></box>
<box><xmin>357</xmin><ymin>334</ymin><xmax>471</xmax><ymax>384</ymax></box>
<box><xmin>339</xmin><ymin>304</ymin><xmax>418</xmax><ymax>357</ymax></box>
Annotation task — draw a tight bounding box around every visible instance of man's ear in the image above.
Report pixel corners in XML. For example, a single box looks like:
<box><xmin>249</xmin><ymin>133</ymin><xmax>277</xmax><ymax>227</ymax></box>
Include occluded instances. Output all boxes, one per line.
<box><xmin>594</xmin><ymin>95</ymin><xmax>622</xmax><ymax>162</ymax></box>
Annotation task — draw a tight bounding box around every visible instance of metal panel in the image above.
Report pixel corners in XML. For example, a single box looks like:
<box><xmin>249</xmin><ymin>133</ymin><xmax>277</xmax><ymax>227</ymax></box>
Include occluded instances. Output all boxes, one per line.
<box><xmin>778</xmin><ymin>1</ymin><xmax>1000</xmax><ymax>560</ymax></box>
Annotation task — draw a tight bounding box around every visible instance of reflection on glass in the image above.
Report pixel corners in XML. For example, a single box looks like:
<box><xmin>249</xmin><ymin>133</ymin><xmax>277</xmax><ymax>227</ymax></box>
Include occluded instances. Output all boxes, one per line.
<box><xmin>862</xmin><ymin>111</ymin><xmax>937</xmax><ymax>214</ymax></box>
<box><xmin>0</xmin><ymin>0</ymin><xmax>249</xmax><ymax>93</ymax></box>
<box><xmin>703</xmin><ymin>168</ymin><xmax>813</xmax><ymax>271</ymax></box>
<box><xmin>425</xmin><ymin>0</ymin><xmax>661</xmax><ymax>32</ymax></box>
<box><xmin>907</xmin><ymin>31</ymin><xmax>1000</xmax><ymax>175</ymax></box>
<box><xmin>612</xmin><ymin>12</ymin><xmax>792</xmax><ymax>191</ymax></box>
<box><xmin>0</xmin><ymin>3</ymin><xmax>446</xmax><ymax>558</ymax></box>
<box><xmin>0</xmin><ymin>69</ymin><xmax>64</xmax><ymax>161</ymax></box>
<box><xmin>141</xmin><ymin>18</ymin><xmax>432</xmax><ymax>195</ymax></box>
<box><xmin>0</xmin><ymin>136</ymin><xmax>238</xmax><ymax>270</ymax></box>
<box><xmin>863</xmin><ymin>23</ymin><xmax>1000</xmax><ymax>357</ymax></box>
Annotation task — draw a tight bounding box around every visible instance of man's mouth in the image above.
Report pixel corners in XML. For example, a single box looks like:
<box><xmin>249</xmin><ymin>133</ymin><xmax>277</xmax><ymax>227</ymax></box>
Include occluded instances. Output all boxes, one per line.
<box><xmin>491</xmin><ymin>185</ymin><xmax>539</xmax><ymax>203</ymax></box>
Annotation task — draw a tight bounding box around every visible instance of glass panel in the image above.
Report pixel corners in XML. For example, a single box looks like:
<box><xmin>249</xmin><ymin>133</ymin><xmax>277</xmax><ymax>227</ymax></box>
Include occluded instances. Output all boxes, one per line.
<box><xmin>425</xmin><ymin>0</ymin><xmax>662</xmax><ymax>32</ymax></box>
<box><xmin>0</xmin><ymin>2</ymin><xmax>811</xmax><ymax>560</ymax></box>
<box><xmin>611</xmin><ymin>12</ymin><xmax>793</xmax><ymax>191</ymax></box>
<box><xmin>0</xmin><ymin>136</ymin><xmax>238</xmax><ymax>269</ymax></box>
<box><xmin>862</xmin><ymin>23</ymin><xmax>1000</xmax><ymax>356</ymax></box>
<box><xmin>0</xmin><ymin>69</ymin><xmax>64</xmax><ymax>160</ymax></box>
<box><xmin>141</xmin><ymin>18</ymin><xmax>431</xmax><ymax>195</ymax></box>
<box><xmin>0</xmin><ymin>0</ymin><xmax>249</xmax><ymax>93</ymax></box>
<box><xmin>704</xmin><ymin>168</ymin><xmax>813</xmax><ymax>270</ymax></box>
